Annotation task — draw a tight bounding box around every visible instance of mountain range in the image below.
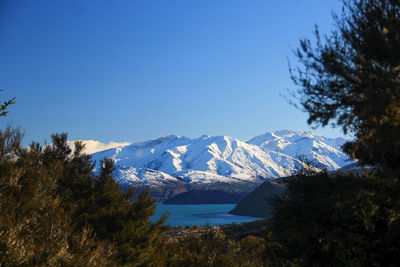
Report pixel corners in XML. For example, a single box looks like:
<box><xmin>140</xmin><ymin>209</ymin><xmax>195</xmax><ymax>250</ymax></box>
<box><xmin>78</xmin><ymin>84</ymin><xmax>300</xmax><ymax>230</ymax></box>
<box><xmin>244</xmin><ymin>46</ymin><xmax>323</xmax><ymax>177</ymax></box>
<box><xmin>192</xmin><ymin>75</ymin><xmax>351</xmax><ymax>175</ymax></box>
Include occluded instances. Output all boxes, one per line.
<box><xmin>72</xmin><ymin>130</ymin><xmax>351</xmax><ymax>200</ymax></box>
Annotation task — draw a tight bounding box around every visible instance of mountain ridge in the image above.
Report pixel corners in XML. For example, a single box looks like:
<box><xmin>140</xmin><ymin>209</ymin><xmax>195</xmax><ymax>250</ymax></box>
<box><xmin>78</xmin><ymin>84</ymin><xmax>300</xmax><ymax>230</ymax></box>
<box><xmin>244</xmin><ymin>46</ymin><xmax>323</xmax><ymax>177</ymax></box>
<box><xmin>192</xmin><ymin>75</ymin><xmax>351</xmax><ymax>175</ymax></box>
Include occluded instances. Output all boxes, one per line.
<box><xmin>80</xmin><ymin>130</ymin><xmax>351</xmax><ymax>200</ymax></box>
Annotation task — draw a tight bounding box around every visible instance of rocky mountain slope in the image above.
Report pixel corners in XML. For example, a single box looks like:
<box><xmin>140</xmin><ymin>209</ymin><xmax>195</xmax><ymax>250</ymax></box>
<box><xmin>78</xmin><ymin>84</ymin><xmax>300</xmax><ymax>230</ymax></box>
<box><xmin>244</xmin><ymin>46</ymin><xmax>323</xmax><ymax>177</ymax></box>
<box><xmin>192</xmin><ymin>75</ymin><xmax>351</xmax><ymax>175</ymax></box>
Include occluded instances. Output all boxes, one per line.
<box><xmin>247</xmin><ymin>130</ymin><xmax>349</xmax><ymax>170</ymax></box>
<box><xmin>86</xmin><ymin>130</ymin><xmax>351</xmax><ymax>200</ymax></box>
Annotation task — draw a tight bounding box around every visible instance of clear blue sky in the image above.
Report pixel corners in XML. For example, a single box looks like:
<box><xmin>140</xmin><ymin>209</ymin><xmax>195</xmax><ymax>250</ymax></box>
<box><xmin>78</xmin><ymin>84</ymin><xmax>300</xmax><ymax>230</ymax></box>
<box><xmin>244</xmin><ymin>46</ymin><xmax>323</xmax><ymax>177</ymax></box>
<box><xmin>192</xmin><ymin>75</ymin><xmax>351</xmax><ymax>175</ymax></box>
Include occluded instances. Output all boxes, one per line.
<box><xmin>0</xmin><ymin>0</ymin><xmax>347</xmax><ymax>145</ymax></box>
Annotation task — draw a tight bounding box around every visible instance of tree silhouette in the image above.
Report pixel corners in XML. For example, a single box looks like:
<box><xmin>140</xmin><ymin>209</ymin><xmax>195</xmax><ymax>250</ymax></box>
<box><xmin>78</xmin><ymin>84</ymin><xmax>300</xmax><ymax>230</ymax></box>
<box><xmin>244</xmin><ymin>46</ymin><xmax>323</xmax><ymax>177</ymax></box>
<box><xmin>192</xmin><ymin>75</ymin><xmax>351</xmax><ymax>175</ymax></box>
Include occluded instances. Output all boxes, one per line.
<box><xmin>0</xmin><ymin>91</ymin><xmax>15</xmax><ymax>117</ymax></box>
<box><xmin>290</xmin><ymin>0</ymin><xmax>400</xmax><ymax>171</ymax></box>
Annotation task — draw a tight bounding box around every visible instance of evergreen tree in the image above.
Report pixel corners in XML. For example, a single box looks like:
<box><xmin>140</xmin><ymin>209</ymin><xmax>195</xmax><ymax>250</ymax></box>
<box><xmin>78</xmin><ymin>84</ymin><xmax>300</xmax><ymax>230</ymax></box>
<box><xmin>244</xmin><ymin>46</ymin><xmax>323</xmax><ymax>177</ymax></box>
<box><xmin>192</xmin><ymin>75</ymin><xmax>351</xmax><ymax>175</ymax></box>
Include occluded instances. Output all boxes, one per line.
<box><xmin>265</xmin><ymin>172</ymin><xmax>400</xmax><ymax>266</ymax></box>
<box><xmin>0</xmin><ymin>128</ymin><xmax>167</xmax><ymax>266</ymax></box>
<box><xmin>91</xmin><ymin>158</ymin><xmax>166</xmax><ymax>266</ymax></box>
<box><xmin>41</xmin><ymin>134</ymin><xmax>95</xmax><ymax>228</ymax></box>
<box><xmin>290</xmin><ymin>0</ymin><xmax>400</xmax><ymax>171</ymax></box>
<box><xmin>0</xmin><ymin>127</ymin><xmax>112</xmax><ymax>266</ymax></box>
<box><xmin>265</xmin><ymin>1</ymin><xmax>400</xmax><ymax>265</ymax></box>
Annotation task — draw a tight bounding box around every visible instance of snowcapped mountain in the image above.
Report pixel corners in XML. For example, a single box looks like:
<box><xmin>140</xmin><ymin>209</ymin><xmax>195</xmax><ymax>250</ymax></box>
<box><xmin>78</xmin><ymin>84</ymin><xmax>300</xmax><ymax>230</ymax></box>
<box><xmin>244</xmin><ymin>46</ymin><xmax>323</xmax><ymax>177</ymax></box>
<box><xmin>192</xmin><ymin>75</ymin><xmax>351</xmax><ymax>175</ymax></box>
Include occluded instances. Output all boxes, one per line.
<box><xmin>247</xmin><ymin>130</ymin><xmax>350</xmax><ymax>170</ymax></box>
<box><xmin>67</xmin><ymin>140</ymin><xmax>131</xmax><ymax>154</ymax></box>
<box><xmin>91</xmin><ymin>134</ymin><xmax>305</xmax><ymax>188</ymax></box>
<box><xmin>87</xmin><ymin>130</ymin><xmax>352</xmax><ymax>199</ymax></box>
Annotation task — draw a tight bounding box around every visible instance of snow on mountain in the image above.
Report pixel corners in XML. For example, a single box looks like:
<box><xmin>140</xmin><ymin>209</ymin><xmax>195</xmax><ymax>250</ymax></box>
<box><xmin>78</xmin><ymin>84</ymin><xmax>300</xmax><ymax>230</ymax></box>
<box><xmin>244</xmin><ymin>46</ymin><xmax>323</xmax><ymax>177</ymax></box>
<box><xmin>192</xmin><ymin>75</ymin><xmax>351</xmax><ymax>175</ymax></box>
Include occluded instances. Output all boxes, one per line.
<box><xmin>115</xmin><ymin>166</ymin><xmax>183</xmax><ymax>187</ymax></box>
<box><xmin>86</xmin><ymin>130</ymin><xmax>352</xmax><ymax>192</ymax></box>
<box><xmin>91</xmin><ymin>134</ymin><xmax>305</xmax><ymax>187</ymax></box>
<box><xmin>67</xmin><ymin>140</ymin><xmax>131</xmax><ymax>154</ymax></box>
<box><xmin>247</xmin><ymin>130</ymin><xmax>351</xmax><ymax>170</ymax></box>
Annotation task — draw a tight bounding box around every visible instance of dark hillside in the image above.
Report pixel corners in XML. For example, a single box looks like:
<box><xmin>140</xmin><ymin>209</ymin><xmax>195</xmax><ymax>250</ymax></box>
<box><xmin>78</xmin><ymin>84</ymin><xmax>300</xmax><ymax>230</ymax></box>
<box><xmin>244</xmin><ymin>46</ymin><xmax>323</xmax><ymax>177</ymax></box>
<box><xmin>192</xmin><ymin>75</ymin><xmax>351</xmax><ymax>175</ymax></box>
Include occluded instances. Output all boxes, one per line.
<box><xmin>229</xmin><ymin>179</ymin><xmax>286</xmax><ymax>218</ymax></box>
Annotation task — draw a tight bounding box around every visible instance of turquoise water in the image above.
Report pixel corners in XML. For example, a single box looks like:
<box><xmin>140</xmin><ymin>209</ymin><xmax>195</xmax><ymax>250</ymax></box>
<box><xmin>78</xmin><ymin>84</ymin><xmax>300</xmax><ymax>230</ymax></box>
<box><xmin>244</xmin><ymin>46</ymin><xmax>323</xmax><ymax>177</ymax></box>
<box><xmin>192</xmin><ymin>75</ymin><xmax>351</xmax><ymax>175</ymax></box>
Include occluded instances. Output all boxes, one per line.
<box><xmin>150</xmin><ymin>203</ymin><xmax>259</xmax><ymax>226</ymax></box>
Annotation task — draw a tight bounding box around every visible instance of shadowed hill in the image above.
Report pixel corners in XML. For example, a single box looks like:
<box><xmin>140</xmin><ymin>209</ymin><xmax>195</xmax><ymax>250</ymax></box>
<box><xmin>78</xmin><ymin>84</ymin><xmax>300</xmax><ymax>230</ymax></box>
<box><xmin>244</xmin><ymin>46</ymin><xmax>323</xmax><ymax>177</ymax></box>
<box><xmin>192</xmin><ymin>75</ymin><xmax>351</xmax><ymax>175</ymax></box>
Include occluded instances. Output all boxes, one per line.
<box><xmin>229</xmin><ymin>179</ymin><xmax>286</xmax><ymax>218</ymax></box>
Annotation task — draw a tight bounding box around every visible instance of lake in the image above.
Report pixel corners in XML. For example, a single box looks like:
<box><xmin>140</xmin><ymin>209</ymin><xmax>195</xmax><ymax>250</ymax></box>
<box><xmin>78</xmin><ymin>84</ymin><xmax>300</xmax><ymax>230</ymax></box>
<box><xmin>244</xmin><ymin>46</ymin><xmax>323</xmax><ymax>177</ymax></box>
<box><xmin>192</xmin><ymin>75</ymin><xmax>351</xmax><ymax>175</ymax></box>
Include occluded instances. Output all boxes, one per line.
<box><xmin>150</xmin><ymin>203</ymin><xmax>260</xmax><ymax>226</ymax></box>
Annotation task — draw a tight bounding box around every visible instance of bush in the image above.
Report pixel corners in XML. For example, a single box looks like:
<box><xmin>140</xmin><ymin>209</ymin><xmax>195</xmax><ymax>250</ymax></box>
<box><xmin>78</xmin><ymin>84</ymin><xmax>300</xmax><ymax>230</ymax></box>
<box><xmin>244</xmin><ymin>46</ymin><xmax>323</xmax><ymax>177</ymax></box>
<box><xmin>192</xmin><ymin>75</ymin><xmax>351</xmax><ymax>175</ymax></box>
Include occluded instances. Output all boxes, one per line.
<box><xmin>265</xmin><ymin>171</ymin><xmax>400</xmax><ymax>266</ymax></box>
<box><xmin>0</xmin><ymin>128</ymin><xmax>165</xmax><ymax>266</ymax></box>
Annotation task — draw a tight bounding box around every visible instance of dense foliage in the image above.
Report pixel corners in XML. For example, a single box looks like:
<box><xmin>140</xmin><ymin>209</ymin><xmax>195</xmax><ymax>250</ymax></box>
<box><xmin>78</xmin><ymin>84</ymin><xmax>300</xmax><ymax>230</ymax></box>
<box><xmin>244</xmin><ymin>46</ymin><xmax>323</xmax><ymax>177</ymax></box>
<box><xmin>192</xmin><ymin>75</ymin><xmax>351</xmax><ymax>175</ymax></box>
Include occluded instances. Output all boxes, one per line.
<box><xmin>291</xmin><ymin>0</ymin><xmax>400</xmax><ymax>171</ymax></box>
<box><xmin>269</xmin><ymin>0</ymin><xmax>400</xmax><ymax>265</ymax></box>
<box><xmin>0</xmin><ymin>128</ymin><xmax>165</xmax><ymax>266</ymax></box>
<box><xmin>265</xmin><ymin>171</ymin><xmax>400</xmax><ymax>266</ymax></box>
<box><xmin>162</xmin><ymin>228</ymin><xmax>265</xmax><ymax>267</ymax></box>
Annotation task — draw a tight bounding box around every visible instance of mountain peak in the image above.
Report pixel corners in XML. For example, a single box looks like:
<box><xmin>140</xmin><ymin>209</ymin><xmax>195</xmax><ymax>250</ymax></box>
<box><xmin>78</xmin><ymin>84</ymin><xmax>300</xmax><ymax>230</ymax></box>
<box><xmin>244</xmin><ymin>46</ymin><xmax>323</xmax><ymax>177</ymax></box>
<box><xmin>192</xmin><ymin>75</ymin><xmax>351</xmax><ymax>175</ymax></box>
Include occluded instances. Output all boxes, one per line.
<box><xmin>67</xmin><ymin>140</ymin><xmax>131</xmax><ymax>154</ymax></box>
<box><xmin>270</xmin><ymin>130</ymin><xmax>315</xmax><ymax>138</ymax></box>
<box><xmin>129</xmin><ymin>135</ymin><xmax>190</xmax><ymax>149</ymax></box>
<box><xmin>87</xmin><ymin>131</ymin><xmax>352</xmax><ymax>200</ymax></box>
<box><xmin>247</xmin><ymin>130</ymin><xmax>349</xmax><ymax>170</ymax></box>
